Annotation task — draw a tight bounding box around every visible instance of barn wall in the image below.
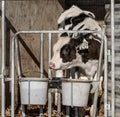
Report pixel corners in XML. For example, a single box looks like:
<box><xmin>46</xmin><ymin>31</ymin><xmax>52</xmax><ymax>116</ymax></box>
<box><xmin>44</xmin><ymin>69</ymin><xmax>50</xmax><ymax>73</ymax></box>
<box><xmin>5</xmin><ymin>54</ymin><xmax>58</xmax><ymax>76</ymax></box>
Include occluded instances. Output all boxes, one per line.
<box><xmin>0</xmin><ymin>0</ymin><xmax>63</xmax><ymax>75</ymax></box>
<box><xmin>0</xmin><ymin>0</ymin><xmax>63</xmax><ymax>113</ymax></box>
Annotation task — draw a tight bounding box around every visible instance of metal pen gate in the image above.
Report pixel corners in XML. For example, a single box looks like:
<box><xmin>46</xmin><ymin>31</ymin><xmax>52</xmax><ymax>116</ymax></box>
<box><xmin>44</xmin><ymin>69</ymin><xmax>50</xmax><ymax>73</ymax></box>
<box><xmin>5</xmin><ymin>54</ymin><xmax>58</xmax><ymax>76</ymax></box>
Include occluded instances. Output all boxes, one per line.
<box><xmin>6</xmin><ymin>30</ymin><xmax>105</xmax><ymax>117</ymax></box>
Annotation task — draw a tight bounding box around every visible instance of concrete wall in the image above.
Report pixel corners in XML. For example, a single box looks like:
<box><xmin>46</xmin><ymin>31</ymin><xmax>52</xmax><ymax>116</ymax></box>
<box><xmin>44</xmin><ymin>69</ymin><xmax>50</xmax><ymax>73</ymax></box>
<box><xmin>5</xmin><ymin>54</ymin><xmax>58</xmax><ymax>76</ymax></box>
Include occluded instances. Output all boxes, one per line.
<box><xmin>0</xmin><ymin>0</ymin><xmax>63</xmax><ymax>75</ymax></box>
<box><xmin>0</xmin><ymin>0</ymin><xmax>63</xmax><ymax>113</ymax></box>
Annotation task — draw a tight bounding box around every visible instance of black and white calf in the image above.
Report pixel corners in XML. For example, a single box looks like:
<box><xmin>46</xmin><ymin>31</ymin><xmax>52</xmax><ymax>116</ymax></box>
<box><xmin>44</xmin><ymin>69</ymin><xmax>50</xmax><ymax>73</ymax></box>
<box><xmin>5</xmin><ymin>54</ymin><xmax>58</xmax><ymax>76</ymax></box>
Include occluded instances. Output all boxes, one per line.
<box><xmin>49</xmin><ymin>5</ymin><xmax>104</xmax><ymax>116</ymax></box>
<box><xmin>49</xmin><ymin>5</ymin><xmax>103</xmax><ymax>80</ymax></box>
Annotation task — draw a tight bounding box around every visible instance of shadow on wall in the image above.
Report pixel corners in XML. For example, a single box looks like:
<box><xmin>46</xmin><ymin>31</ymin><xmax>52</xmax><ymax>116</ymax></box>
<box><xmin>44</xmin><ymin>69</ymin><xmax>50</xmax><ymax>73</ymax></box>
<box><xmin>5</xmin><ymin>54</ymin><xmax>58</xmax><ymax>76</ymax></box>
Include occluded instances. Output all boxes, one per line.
<box><xmin>0</xmin><ymin>10</ymin><xmax>48</xmax><ymax>78</ymax></box>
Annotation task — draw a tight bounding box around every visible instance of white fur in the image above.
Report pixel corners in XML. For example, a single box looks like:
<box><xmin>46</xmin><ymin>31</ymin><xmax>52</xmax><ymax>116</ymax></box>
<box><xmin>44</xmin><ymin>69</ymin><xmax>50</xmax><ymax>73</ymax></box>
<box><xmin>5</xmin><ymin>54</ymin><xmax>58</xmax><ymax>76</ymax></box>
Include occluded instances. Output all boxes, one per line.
<box><xmin>58</xmin><ymin>5</ymin><xmax>83</xmax><ymax>24</ymax></box>
<box><xmin>72</xmin><ymin>18</ymin><xmax>101</xmax><ymax>31</ymax></box>
<box><xmin>58</xmin><ymin>5</ymin><xmax>95</xmax><ymax>24</ymax></box>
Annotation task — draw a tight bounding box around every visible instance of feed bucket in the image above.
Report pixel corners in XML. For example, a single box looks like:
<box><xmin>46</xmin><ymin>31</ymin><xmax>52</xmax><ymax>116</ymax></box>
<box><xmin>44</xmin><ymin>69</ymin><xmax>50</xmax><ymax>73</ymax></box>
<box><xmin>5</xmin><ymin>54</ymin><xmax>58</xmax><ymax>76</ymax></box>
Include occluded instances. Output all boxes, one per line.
<box><xmin>19</xmin><ymin>78</ymin><xmax>48</xmax><ymax>105</ymax></box>
<box><xmin>62</xmin><ymin>79</ymin><xmax>91</xmax><ymax>107</ymax></box>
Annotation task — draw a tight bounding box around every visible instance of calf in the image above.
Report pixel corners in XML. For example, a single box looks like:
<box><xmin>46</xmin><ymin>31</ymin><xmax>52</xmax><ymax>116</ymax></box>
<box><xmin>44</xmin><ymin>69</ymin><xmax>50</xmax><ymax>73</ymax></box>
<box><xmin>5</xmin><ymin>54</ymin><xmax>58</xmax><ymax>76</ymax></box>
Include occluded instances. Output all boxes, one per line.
<box><xmin>49</xmin><ymin>5</ymin><xmax>104</xmax><ymax>116</ymax></box>
<box><xmin>49</xmin><ymin>5</ymin><xmax>102</xmax><ymax>79</ymax></box>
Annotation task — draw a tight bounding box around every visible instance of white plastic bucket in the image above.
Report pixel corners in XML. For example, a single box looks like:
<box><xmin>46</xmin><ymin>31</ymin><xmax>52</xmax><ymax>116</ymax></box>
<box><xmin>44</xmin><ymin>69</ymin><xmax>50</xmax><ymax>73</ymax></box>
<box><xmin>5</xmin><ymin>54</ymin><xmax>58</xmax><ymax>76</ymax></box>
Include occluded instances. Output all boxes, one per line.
<box><xmin>19</xmin><ymin>78</ymin><xmax>48</xmax><ymax>105</ymax></box>
<box><xmin>62</xmin><ymin>79</ymin><xmax>91</xmax><ymax>107</ymax></box>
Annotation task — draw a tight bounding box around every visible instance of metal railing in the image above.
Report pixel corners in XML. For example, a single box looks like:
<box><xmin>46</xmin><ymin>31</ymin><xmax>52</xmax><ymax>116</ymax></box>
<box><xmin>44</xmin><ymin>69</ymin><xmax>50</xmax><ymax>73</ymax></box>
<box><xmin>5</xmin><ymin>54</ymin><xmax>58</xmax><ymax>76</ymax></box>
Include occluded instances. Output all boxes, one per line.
<box><xmin>10</xmin><ymin>30</ymin><xmax>105</xmax><ymax>117</ymax></box>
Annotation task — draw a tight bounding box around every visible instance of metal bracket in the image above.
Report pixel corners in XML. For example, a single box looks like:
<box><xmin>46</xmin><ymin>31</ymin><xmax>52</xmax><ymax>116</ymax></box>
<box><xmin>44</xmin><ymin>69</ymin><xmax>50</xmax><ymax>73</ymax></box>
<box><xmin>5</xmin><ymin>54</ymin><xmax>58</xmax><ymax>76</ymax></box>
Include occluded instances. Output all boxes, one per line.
<box><xmin>0</xmin><ymin>67</ymin><xmax>9</xmax><ymax>80</ymax></box>
<box><xmin>1</xmin><ymin>67</ymin><xmax>10</xmax><ymax>77</ymax></box>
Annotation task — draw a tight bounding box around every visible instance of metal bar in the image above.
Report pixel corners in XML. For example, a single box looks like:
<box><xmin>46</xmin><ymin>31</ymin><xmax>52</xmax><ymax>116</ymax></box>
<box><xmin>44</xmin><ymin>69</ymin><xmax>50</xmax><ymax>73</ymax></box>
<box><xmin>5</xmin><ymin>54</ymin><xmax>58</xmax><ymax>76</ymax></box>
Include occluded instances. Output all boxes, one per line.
<box><xmin>57</xmin><ymin>92</ymin><xmax>61</xmax><ymax>114</ymax></box>
<box><xmin>11</xmin><ymin>36</ymin><xmax>15</xmax><ymax>117</ymax></box>
<box><xmin>22</xmin><ymin>105</ymin><xmax>26</xmax><ymax>117</ymax></box>
<box><xmin>55</xmin><ymin>92</ymin><xmax>58</xmax><ymax>106</ymax></box>
<box><xmin>74</xmin><ymin>107</ymin><xmax>79</xmax><ymax>117</ymax></box>
<box><xmin>104</xmin><ymin>28</ymin><xmax>108</xmax><ymax>117</ymax></box>
<box><xmin>48</xmin><ymin>90</ymin><xmax>52</xmax><ymax>117</ymax></box>
<box><xmin>15</xmin><ymin>38</ymin><xmax>22</xmax><ymax>78</ymax></box>
<box><xmin>1</xmin><ymin>1</ymin><xmax>6</xmax><ymax>117</ymax></box>
<box><xmin>111</xmin><ymin>0</ymin><xmax>115</xmax><ymax>117</ymax></box>
<box><xmin>5</xmin><ymin>78</ymin><xmax>12</xmax><ymax>82</ymax></box>
<box><xmin>48</xmin><ymin>33</ymin><xmax>52</xmax><ymax>78</ymax></box>
<box><xmin>92</xmin><ymin>29</ymin><xmax>104</xmax><ymax>117</ymax></box>
<box><xmin>39</xmin><ymin>106</ymin><xmax>43</xmax><ymax>117</ymax></box>
<box><xmin>40</xmin><ymin>33</ymin><xmax>44</xmax><ymax>78</ymax></box>
<box><xmin>66</xmin><ymin>106</ymin><xmax>70</xmax><ymax>117</ymax></box>
<box><xmin>12</xmin><ymin>30</ymin><xmax>103</xmax><ymax>36</ymax></box>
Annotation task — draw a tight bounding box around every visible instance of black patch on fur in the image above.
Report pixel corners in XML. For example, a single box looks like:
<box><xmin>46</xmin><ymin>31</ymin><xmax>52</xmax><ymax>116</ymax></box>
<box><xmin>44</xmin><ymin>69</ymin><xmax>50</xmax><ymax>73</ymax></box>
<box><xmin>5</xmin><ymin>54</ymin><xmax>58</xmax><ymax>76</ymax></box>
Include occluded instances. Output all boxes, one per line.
<box><xmin>60</xmin><ymin>43</ymin><xmax>76</xmax><ymax>63</ymax></box>
<box><xmin>60</xmin><ymin>35</ymin><xmax>85</xmax><ymax>63</ymax></box>
<box><xmin>69</xmin><ymin>13</ymin><xmax>89</xmax><ymax>30</ymax></box>
<box><xmin>60</xmin><ymin>32</ymin><xmax>68</xmax><ymax>37</ymax></box>
<box><xmin>65</xmin><ymin>17</ymin><xmax>72</xmax><ymax>25</ymax></box>
<box><xmin>70</xmin><ymin>36</ymin><xmax>84</xmax><ymax>46</ymax></box>
<box><xmin>58</xmin><ymin>17</ymin><xmax>72</xmax><ymax>29</ymax></box>
<box><xmin>78</xmin><ymin>35</ymin><xmax>101</xmax><ymax>63</ymax></box>
<box><xmin>58</xmin><ymin>22</ymin><xmax>65</xmax><ymax>29</ymax></box>
<box><xmin>77</xmin><ymin>24</ymin><xmax>85</xmax><ymax>30</ymax></box>
<box><xmin>58</xmin><ymin>13</ymin><xmax>90</xmax><ymax>30</ymax></box>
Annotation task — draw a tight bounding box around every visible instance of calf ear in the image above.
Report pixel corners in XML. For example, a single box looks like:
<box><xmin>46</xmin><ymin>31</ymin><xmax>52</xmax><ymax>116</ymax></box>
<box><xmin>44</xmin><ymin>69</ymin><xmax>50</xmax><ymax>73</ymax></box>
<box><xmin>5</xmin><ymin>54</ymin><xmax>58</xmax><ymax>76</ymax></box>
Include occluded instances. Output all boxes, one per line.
<box><xmin>83</xmin><ymin>11</ymin><xmax>95</xmax><ymax>19</ymax></box>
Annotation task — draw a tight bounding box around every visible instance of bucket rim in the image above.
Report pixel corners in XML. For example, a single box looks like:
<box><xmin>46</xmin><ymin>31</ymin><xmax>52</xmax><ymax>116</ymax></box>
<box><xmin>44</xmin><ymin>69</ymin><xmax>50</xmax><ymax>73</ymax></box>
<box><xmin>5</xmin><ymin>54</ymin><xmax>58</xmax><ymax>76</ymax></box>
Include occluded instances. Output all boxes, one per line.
<box><xmin>19</xmin><ymin>77</ymin><xmax>49</xmax><ymax>82</ymax></box>
<box><xmin>62</xmin><ymin>79</ymin><xmax>99</xmax><ymax>83</ymax></box>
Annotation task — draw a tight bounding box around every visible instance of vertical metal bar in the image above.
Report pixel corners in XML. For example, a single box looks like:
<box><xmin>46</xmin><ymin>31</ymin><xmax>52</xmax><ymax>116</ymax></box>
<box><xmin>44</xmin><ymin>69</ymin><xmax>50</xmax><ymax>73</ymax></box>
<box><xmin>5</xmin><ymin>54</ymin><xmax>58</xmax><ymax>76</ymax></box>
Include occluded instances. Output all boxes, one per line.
<box><xmin>92</xmin><ymin>31</ymin><xmax>104</xmax><ymax>117</ymax></box>
<box><xmin>71</xmin><ymin>82</ymin><xmax>73</xmax><ymax>107</ymax></box>
<box><xmin>22</xmin><ymin>105</ymin><xmax>26</xmax><ymax>117</ymax></box>
<box><xmin>1</xmin><ymin>1</ymin><xmax>6</xmax><ymax>117</ymax></box>
<box><xmin>111</xmin><ymin>0</ymin><xmax>115</xmax><ymax>117</ymax></box>
<box><xmin>57</xmin><ymin>92</ymin><xmax>61</xmax><ymax>114</ymax></box>
<box><xmin>48</xmin><ymin>90</ymin><xmax>52</xmax><ymax>117</ymax></box>
<box><xmin>15</xmin><ymin>38</ymin><xmax>22</xmax><ymax>78</ymax></box>
<box><xmin>40</xmin><ymin>33</ymin><xmax>44</xmax><ymax>78</ymax></box>
<box><xmin>28</xmin><ymin>81</ymin><xmax>30</xmax><ymax>105</ymax></box>
<box><xmin>74</xmin><ymin>107</ymin><xmax>79</xmax><ymax>117</ymax></box>
<box><xmin>11</xmin><ymin>37</ymin><xmax>15</xmax><ymax>117</ymax></box>
<box><xmin>104</xmin><ymin>28</ymin><xmax>108</xmax><ymax>117</ymax></box>
<box><xmin>66</xmin><ymin>106</ymin><xmax>70</xmax><ymax>117</ymax></box>
<box><xmin>39</xmin><ymin>106</ymin><xmax>43</xmax><ymax>117</ymax></box>
<box><xmin>55</xmin><ymin>92</ymin><xmax>58</xmax><ymax>105</ymax></box>
<box><xmin>48</xmin><ymin>33</ymin><xmax>52</xmax><ymax>78</ymax></box>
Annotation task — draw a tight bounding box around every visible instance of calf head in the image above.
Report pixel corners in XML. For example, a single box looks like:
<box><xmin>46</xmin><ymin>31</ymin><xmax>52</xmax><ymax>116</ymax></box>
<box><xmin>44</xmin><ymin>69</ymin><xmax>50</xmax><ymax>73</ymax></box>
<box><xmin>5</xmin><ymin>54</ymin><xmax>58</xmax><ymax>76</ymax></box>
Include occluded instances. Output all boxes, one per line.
<box><xmin>49</xmin><ymin>5</ymin><xmax>102</xmax><ymax>77</ymax></box>
<box><xmin>49</xmin><ymin>33</ymin><xmax>101</xmax><ymax>71</ymax></box>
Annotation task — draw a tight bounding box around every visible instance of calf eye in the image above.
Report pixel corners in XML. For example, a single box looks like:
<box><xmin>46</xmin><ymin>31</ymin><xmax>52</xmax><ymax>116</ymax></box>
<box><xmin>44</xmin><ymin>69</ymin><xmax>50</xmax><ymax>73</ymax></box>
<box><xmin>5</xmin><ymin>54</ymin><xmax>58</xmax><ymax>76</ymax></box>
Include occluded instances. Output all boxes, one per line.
<box><xmin>60</xmin><ymin>44</ymin><xmax>70</xmax><ymax>57</ymax></box>
<box><xmin>60</xmin><ymin>44</ymin><xmax>76</xmax><ymax>62</ymax></box>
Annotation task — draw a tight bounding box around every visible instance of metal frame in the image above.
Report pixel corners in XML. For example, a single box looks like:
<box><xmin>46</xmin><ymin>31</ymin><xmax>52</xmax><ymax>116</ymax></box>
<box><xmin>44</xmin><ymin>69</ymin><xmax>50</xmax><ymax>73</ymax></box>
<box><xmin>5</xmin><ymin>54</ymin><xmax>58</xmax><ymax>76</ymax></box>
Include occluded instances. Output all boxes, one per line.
<box><xmin>1</xmin><ymin>0</ymin><xmax>115</xmax><ymax>117</ymax></box>
<box><xmin>10</xmin><ymin>30</ymin><xmax>104</xmax><ymax>117</ymax></box>
<box><xmin>1</xmin><ymin>1</ymin><xmax>6</xmax><ymax>117</ymax></box>
<box><xmin>110</xmin><ymin>1</ymin><xmax>115</xmax><ymax>117</ymax></box>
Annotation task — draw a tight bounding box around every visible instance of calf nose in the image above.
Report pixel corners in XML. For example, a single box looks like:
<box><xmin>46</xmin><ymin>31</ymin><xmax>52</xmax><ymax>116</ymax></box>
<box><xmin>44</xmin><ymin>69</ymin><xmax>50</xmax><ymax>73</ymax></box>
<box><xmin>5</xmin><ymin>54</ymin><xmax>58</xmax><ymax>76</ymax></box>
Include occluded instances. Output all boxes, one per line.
<box><xmin>49</xmin><ymin>62</ymin><xmax>55</xmax><ymax>69</ymax></box>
